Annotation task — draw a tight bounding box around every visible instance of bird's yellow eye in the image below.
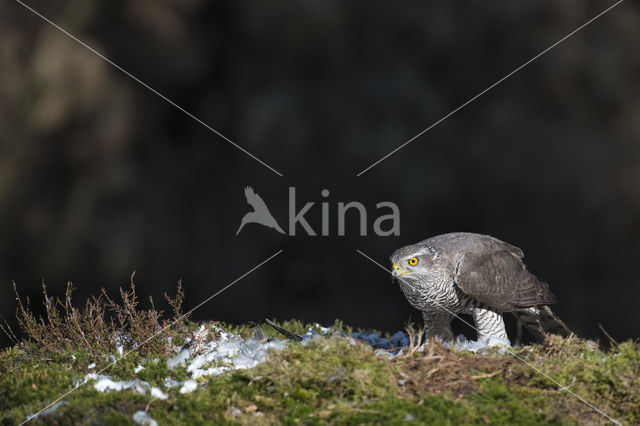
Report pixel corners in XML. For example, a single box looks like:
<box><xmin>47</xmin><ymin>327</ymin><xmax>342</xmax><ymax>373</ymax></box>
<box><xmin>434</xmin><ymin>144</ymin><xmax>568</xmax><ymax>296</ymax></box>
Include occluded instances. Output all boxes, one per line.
<box><xmin>408</xmin><ymin>257</ymin><xmax>418</xmax><ymax>266</ymax></box>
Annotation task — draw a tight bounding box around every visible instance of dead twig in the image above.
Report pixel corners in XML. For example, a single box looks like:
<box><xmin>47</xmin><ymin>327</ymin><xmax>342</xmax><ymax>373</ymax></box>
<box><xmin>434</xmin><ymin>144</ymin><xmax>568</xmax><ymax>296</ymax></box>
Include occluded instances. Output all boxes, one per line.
<box><xmin>598</xmin><ymin>323</ymin><xmax>619</xmax><ymax>346</ymax></box>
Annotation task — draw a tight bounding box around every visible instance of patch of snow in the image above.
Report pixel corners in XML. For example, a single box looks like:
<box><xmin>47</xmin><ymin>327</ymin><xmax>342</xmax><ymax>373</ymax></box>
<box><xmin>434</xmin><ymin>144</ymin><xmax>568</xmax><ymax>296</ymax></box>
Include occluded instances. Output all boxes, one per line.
<box><xmin>164</xmin><ymin>378</ymin><xmax>180</xmax><ymax>388</ymax></box>
<box><xmin>82</xmin><ymin>373</ymin><xmax>156</xmax><ymax>397</ymax></box>
<box><xmin>93</xmin><ymin>376</ymin><xmax>147</xmax><ymax>394</ymax></box>
<box><xmin>116</xmin><ymin>344</ymin><xmax>124</xmax><ymax>357</ymax></box>
<box><xmin>88</xmin><ymin>362</ymin><xmax>96</xmax><ymax>369</ymax></box>
<box><xmin>133</xmin><ymin>410</ymin><xmax>158</xmax><ymax>426</ymax></box>
<box><xmin>77</xmin><ymin>324</ymin><xmax>290</xmax><ymax>400</ymax></box>
<box><xmin>179</xmin><ymin>380</ymin><xmax>198</xmax><ymax>394</ymax></box>
<box><xmin>184</xmin><ymin>330</ymin><xmax>286</xmax><ymax>380</ymax></box>
<box><xmin>150</xmin><ymin>387</ymin><xmax>168</xmax><ymax>400</ymax></box>
<box><xmin>167</xmin><ymin>348</ymin><xmax>190</xmax><ymax>370</ymax></box>
<box><xmin>161</xmin><ymin>377</ymin><xmax>196</xmax><ymax>394</ymax></box>
<box><xmin>25</xmin><ymin>401</ymin><xmax>67</xmax><ymax>421</ymax></box>
<box><xmin>71</xmin><ymin>355</ymin><xmax>76</xmax><ymax>360</ymax></box>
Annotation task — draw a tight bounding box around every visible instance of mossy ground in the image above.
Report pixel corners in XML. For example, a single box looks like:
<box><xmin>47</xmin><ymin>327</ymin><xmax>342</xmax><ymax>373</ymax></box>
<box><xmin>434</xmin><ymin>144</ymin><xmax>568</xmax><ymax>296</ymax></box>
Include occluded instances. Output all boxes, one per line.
<box><xmin>1</xmin><ymin>320</ymin><xmax>638</xmax><ymax>425</ymax></box>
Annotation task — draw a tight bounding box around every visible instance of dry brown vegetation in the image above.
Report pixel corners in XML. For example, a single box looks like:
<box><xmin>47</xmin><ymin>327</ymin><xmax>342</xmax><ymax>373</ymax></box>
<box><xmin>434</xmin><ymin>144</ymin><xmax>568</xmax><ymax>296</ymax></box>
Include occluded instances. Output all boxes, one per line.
<box><xmin>1</xmin><ymin>273</ymin><xmax>187</xmax><ymax>356</ymax></box>
<box><xmin>386</xmin><ymin>325</ymin><xmax>637</xmax><ymax>424</ymax></box>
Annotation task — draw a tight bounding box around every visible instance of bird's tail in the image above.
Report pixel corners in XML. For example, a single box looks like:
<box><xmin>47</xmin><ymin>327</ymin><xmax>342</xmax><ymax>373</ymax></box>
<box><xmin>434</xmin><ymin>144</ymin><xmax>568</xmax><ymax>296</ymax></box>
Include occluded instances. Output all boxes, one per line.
<box><xmin>512</xmin><ymin>305</ymin><xmax>572</xmax><ymax>341</ymax></box>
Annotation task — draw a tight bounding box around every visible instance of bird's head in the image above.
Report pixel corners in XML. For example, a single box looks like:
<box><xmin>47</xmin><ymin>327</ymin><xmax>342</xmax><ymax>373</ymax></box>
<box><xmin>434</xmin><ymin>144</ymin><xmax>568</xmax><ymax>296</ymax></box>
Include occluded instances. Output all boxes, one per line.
<box><xmin>389</xmin><ymin>243</ymin><xmax>441</xmax><ymax>283</ymax></box>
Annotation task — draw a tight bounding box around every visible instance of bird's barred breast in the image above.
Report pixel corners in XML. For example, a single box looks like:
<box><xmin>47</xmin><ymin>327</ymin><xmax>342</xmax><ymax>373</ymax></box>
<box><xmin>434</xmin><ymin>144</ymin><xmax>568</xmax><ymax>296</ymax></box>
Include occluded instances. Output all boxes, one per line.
<box><xmin>399</xmin><ymin>278</ymin><xmax>475</xmax><ymax>314</ymax></box>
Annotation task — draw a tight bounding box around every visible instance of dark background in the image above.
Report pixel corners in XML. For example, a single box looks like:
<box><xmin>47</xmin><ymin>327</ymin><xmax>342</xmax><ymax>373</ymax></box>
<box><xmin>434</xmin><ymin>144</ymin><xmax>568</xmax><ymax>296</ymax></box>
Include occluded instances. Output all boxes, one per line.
<box><xmin>1</xmin><ymin>0</ymin><xmax>639</xmax><ymax>348</ymax></box>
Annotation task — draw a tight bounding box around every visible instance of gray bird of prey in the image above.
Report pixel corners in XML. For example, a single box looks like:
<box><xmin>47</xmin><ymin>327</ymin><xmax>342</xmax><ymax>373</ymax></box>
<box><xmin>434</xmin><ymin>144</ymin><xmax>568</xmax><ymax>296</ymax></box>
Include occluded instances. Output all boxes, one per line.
<box><xmin>390</xmin><ymin>232</ymin><xmax>571</xmax><ymax>342</ymax></box>
<box><xmin>236</xmin><ymin>186</ymin><xmax>285</xmax><ymax>235</ymax></box>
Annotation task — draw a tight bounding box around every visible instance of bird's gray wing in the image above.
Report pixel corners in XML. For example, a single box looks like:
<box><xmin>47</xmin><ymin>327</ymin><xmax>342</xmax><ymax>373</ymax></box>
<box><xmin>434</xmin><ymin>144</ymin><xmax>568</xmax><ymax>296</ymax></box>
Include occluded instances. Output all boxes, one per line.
<box><xmin>500</xmin><ymin>241</ymin><xmax>524</xmax><ymax>259</ymax></box>
<box><xmin>453</xmin><ymin>250</ymin><xmax>556</xmax><ymax>312</ymax></box>
<box><xmin>244</xmin><ymin>186</ymin><xmax>270</xmax><ymax>212</ymax></box>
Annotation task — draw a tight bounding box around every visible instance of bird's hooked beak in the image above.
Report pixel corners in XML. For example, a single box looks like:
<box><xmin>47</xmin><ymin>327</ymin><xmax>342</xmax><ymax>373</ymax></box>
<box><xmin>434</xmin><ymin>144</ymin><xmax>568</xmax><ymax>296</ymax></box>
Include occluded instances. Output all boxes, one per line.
<box><xmin>392</xmin><ymin>262</ymin><xmax>410</xmax><ymax>277</ymax></box>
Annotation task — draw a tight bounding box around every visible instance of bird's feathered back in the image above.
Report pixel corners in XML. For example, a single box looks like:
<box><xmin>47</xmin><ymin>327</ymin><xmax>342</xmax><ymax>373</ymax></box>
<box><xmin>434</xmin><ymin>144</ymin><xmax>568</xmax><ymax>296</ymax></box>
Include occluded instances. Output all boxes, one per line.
<box><xmin>453</xmin><ymin>249</ymin><xmax>557</xmax><ymax>311</ymax></box>
<box><xmin>412</xmin><ymin>233</ymin><xmax>557</xmax><ymax>312</ymax></box>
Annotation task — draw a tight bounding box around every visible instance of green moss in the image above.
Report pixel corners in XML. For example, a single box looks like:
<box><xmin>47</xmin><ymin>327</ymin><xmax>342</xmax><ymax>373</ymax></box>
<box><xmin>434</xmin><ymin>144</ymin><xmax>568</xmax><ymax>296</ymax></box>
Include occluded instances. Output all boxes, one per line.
<box><xmin>1</xmin><ymin>321</ymin><xmax>638</xmax><ymax>425</ymax></box>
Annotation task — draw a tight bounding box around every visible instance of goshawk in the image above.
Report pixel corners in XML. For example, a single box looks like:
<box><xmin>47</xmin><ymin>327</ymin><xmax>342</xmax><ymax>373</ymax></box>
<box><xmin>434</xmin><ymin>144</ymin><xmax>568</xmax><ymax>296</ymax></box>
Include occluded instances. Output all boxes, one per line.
<box><xmin>390</xmin><ymin>232</ymin><xmax>570</xmax><ymax>342</ymax></box>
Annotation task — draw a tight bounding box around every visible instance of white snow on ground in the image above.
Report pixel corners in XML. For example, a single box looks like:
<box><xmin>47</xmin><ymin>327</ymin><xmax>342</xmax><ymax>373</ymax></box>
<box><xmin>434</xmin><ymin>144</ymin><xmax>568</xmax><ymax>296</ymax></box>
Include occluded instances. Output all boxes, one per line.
<box><xmin>25</xmin><ymin>401</ymin><xmax>67</xmax><ymax>421</ymax></box>
<box><xmin>150</xmin><ymin>387</ymin><xmax>168</xmax><ymax>400</ymax></box>
<box><xmin>179</xmin><ymin>380</ymin><xmax>198</xmax><ymax>394</ymax></box>
<box><xmin>166</xmin><ymin>348</ymin><xmax>190</xmax><ymax>369</ymax></box>
<box><xmin>87</xmin><ymin>362</ymin><xmax>96</xmax><ymax>369</ymax></box>
<box><xmin>82</xmin><ymin>324</ymin><xmax>288</xmax><ymax>398</ymax></box>
<box><xmin>181</xmin><ymin>329</ymin><xmax>286</xmax><ymax>380</ymax></box>
<box><xmin>92</xmin><ymin>375</ymin><xmax>147</xmax><ymax>394</ymax></box>
<box><xmin>81</xmin><ymin>374</ymin><xmax>169</xmax><ymax>400</ymax></box>
<box><xmin>133</xmin><ymin>410</ymin><xmax>158</xmax><ymax>426</ymax></box>
<box><xmin>77</xmin><ymin>323</ymin><xmax>513</xmax><ymax>405</ymax></box>
<box><xmin>165</xmin><ymin>324</ymin><xmax>287</xmax><ymax>384</ymax></box>
<box><xmin>164</xmin><ymin>378</ymin><xmax>180</xmax><ymax>388</ymax></box>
